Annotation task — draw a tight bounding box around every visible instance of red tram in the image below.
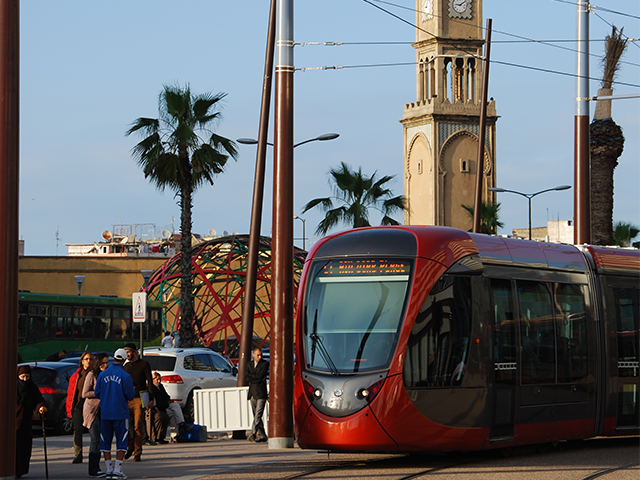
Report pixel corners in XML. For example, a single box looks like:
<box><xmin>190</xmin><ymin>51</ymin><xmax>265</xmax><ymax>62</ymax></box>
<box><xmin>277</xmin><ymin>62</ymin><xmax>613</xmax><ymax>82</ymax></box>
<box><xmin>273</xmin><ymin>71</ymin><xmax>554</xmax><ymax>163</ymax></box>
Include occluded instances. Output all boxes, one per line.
<box><xmin>293</xmin><ymin>226</ymin><xmax>639</xmax><ymax>452</ymax></box>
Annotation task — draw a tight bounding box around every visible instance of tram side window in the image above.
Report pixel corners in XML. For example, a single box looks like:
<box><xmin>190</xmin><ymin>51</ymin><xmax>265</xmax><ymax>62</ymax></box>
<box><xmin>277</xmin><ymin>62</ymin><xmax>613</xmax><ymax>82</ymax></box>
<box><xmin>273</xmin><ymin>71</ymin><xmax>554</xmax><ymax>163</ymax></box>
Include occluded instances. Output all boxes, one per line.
<box><xmin>51</xmin><ymin>306</ymin><xmax>72</xmax><ymax>338</ymax></box>
<box><xmin>403</xmin><ymin>275</ymin><xmax>472</xmax><ymax>388</ymax></box>
<box><xmin>554</xmin><ymin>283</ymin><xmax>588</xmax><ymax>382</ymax></box>
<box><xmin>614</xmin><ymin>287</ymin><xmax>639</xmax><ymax>369</ymax></box>
<box><xmin>613</xmin><ymin>286</ymin><xmax>639</xmax><ymax>427</ymax></box>
<box><xmin>491</xmin><ymin>279</ymin><xmax>516</xmax><ymax>366</ymax></box>
<box><xmin>517</xmin><ymin>281</ymin><xmax>555</xmax><ymax>384</ymax></box>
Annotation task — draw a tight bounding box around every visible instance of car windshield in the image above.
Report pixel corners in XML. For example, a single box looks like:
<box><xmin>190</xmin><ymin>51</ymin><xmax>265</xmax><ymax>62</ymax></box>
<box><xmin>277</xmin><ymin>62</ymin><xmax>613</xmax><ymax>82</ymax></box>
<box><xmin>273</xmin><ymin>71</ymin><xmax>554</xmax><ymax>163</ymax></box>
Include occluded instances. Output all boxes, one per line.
<box><xmin>303</xmin><ymin>258</ymin><xmax>412</xmax><ymax>374</ymax></box>
<box><xmin>144</xmin><ymin>355</ymin><xmax>176</xmax><ymax>371</ymax></box>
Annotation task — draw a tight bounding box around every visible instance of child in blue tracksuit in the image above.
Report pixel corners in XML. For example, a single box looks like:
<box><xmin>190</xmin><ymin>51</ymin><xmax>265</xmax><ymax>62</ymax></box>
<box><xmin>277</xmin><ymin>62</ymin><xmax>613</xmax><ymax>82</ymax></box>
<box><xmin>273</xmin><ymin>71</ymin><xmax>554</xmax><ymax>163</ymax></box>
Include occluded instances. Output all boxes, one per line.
<box><xmin>95</xmin><ymin>348</ymin><xmax>135</xmax><ymax>479</ymax></box>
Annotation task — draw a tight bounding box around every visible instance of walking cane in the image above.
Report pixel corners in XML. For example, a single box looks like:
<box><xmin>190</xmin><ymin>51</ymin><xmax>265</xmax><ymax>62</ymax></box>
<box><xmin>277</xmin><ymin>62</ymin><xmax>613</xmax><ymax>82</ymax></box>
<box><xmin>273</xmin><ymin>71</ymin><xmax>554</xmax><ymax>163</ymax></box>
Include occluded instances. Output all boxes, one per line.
<box><xmin>40</xmin><ymin>412</ymin><xmax>49</xmax><ymax>480</ymax></box>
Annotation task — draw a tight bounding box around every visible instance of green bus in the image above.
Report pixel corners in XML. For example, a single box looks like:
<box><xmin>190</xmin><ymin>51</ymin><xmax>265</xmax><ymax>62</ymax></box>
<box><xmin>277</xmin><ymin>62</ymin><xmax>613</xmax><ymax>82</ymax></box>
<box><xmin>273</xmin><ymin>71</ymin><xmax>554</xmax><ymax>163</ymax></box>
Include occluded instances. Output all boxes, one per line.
<box><xmin>18</xmin><ymin>292</ymin><xmax>164</xmax><ymax>361</ymax></box>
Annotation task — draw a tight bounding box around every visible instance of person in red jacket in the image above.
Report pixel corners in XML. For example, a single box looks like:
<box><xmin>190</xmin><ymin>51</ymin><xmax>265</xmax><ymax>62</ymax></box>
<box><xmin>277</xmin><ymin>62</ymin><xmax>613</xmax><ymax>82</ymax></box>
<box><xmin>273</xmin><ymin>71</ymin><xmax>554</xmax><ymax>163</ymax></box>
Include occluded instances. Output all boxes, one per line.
<box><xmin>66</xmin><ymin>351</ymin><xmax>94</xmax><ymax>464</ymax></box>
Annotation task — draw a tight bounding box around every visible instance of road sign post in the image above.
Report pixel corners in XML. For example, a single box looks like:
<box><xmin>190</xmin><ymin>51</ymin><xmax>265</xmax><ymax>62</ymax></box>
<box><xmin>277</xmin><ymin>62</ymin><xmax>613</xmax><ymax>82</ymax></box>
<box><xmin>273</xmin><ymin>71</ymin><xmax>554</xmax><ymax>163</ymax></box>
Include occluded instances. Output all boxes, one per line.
<box><xmin>133</xmin><ymin>292</ymin><xmax>147</xmax><ymax>357</ymax></box>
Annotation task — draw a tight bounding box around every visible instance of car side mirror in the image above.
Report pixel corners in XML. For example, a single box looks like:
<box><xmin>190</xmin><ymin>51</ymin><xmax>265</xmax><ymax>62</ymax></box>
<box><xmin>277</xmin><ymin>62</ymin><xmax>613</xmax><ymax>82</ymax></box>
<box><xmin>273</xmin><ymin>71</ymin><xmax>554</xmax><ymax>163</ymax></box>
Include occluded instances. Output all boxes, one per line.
<box><xmin>232</xmin><ymin>366</ymin><xmax>238</xmax><ymax>376</ymax></box>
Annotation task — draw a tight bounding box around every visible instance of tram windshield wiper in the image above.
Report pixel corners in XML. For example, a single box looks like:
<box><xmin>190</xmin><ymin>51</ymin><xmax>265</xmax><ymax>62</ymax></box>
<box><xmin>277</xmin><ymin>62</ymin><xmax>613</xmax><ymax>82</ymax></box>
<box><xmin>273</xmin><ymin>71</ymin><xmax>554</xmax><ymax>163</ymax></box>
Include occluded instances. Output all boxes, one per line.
<box><xmin>309</xmin><ymin>310</ymin><xmax>339</xmax><ymax>376</ymax></box>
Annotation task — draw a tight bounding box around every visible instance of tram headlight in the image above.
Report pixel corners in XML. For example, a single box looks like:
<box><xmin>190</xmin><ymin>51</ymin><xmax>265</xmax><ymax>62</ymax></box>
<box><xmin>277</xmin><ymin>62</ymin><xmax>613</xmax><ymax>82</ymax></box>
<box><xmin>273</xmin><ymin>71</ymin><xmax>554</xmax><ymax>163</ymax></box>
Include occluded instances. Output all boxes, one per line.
<box><xmin>303</xmin><ymin>379</ymin><xmax>322</xmax><ymax>403</ymax></box>
<box><xmin>357</xmin><ymin>378</ymin><xmax>385</xmax><ymax>402</ymax></box>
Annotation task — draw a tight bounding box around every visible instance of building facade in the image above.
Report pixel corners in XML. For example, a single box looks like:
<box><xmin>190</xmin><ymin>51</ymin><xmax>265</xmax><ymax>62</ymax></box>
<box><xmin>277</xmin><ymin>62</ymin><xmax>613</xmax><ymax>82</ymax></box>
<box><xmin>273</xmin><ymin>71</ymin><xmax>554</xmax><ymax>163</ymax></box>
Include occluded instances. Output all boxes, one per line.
<box><xmin>401</xmin><ymin>0</ymin><xmax>498</xmax><ymax>229</ymax></box>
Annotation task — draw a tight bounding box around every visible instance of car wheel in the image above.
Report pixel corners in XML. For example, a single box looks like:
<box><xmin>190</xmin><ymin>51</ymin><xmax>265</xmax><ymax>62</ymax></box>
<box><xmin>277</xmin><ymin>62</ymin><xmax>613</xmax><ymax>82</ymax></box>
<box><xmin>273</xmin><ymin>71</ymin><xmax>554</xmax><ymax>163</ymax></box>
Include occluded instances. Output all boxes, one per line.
<box><xmin>183</xmin><ymin>390</ymin><xmax>198</xmax><ymax>424</ymax></box>
<box><xmin>54</xmin><ymin>405</ymin><xmax>73</xmax><ymax>436</ymax></box>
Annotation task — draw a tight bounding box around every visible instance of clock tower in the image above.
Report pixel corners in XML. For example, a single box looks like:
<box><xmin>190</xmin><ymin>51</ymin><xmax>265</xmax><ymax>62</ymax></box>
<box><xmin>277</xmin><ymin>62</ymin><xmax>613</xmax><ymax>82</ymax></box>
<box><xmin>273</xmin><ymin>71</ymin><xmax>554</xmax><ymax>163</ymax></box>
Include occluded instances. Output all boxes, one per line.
<box><xmin>401</xmin><ymin>0</ymin><xmax>498</xmax><ymax>229</ymax></box>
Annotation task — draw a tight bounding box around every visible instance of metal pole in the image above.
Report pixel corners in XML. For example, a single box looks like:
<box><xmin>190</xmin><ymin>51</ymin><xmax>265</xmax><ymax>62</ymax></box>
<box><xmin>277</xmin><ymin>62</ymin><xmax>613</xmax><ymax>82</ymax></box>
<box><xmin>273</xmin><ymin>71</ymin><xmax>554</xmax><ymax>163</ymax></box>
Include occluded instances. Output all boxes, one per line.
<box><xmin>0</xmin><ymin>2</ymin><xmax>19</xmax><ymax>478</ymax></box>
<box><xmin>528</xmin><ymin>197</ymin><xmax>532</xmax><ymax>241</ymax></box>
<box><xmin>574</xmin><ymin>1</ymin><xmax>590</xmax><ymax>244</ymax></box>
<box><xmin>237</xmin><ymin>0</ymin><xmax>276</xmax><ymax>392</ymax></box>
<box><xmin>270</xmin><ymin>0</ymin><xmax>294</xmax><ymax>449</ymax></box>
<box><xmin>472</xmin><ymin>18</ymin><xmax>492</xmax><ymax>234</ymax></box>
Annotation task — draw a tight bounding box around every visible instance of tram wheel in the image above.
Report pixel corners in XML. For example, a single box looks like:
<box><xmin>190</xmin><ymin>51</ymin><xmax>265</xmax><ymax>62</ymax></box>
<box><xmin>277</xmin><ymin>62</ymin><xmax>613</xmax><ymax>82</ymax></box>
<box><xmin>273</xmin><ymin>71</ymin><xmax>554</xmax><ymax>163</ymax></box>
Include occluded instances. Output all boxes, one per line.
<box><xmin>500</xmin><ymin>447</ymin><xmax>514</xmax><ymax>458</ymax></box>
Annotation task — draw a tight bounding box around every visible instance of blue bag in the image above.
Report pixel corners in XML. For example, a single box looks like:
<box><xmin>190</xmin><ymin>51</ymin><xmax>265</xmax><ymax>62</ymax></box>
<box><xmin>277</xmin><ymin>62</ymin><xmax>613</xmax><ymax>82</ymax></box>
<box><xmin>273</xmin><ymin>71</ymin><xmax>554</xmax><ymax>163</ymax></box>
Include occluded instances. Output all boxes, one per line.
<box><xmin>176</xmin><ymin>423</ymin><xmax>208</xmax><ymax>443</ymax></box>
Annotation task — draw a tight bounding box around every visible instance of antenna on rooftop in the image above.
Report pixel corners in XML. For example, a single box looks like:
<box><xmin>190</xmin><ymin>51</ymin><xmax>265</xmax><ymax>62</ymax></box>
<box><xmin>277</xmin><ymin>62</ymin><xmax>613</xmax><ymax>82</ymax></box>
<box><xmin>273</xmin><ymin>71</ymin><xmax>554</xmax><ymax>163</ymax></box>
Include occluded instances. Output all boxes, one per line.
<box><xmin>161</xmin><ymin>229</ymin><xmax>172</xmax><ymax>239</ymax></box>
<box><xmin>208</xmin><ymin>229</ymin><xmax>217</xmax><ymax>237</ymax></box>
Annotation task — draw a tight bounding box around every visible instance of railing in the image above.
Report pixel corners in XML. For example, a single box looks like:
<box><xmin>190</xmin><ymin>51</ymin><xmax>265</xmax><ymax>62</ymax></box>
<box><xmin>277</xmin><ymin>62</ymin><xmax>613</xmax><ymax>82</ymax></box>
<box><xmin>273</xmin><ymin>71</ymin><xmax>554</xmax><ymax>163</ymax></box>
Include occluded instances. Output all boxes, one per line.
<box><xmin>193</xmin><ymin>386</ymin><xmax>269</xmax><ymax>433</ymax></box>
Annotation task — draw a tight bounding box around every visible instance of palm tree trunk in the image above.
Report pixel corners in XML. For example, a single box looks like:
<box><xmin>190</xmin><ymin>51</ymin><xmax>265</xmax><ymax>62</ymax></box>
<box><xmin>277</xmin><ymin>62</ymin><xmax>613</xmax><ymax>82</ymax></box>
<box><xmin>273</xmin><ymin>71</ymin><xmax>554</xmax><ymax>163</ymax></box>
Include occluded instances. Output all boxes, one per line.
<box><xmin>590</xmin><ymin>117</ymin><xmax>624</xmax><ymax>245</ymax></box>
<box><xmin>178</xmin><ymin>153</ymin><xmax>195</xmax><ymax>347</ymax></box>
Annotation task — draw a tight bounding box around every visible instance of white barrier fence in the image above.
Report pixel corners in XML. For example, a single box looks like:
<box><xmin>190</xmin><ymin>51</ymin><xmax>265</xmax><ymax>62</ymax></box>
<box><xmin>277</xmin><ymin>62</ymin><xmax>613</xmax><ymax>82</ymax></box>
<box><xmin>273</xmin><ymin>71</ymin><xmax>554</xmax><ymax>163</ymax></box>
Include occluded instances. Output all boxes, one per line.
<box><xmin>193</xmin><ymin>386</ymin><xmax>269</xmax><ymax>433</ymax></box>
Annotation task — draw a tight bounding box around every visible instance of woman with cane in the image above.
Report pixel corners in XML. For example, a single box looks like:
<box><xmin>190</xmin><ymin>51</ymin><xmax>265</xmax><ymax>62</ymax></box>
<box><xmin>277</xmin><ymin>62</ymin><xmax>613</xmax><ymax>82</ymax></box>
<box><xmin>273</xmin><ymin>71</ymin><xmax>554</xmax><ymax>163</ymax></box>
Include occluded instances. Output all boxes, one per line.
<box><xmin>16</xmin><ymin>365</ymin><xmax>47</xmax><ymax>479</ymax></box>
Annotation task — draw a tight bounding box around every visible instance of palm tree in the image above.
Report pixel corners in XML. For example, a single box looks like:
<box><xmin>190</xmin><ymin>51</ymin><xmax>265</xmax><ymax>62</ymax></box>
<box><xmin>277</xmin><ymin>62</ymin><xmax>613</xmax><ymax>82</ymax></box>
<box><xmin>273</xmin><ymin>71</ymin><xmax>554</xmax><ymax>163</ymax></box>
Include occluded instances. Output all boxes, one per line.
<box><xmin>126</xmin><ymin>84</ymin><xmax>238</xmax><ymax>347</ymax></box>
<box><xmin>613</xmin><ymin>221</ymin><xmax>639</xmax><ymax>247</ymax></box>
<box><xmin>590</xmin><ymin>26</ymin><xmax>628</xmax><ymax>245</ymax></box>
<box><xmin>461</xmin><ymin>201</ymin><xmax>503</xmax><ymax>234</ymax></box>
<box><xmin>302</xmin><ymin>162</ymin><xmax>406</xmax><ymax>236</ymax></box>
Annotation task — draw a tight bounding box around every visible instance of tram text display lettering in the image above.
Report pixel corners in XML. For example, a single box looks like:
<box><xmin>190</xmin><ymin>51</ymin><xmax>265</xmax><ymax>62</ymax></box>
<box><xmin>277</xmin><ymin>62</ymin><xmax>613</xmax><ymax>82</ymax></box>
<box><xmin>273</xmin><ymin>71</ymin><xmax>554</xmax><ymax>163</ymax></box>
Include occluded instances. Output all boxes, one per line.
<box><xmin>321</xmin><ymin>259</ymin><xmax>411</xmax><ymax>277</ymax></box>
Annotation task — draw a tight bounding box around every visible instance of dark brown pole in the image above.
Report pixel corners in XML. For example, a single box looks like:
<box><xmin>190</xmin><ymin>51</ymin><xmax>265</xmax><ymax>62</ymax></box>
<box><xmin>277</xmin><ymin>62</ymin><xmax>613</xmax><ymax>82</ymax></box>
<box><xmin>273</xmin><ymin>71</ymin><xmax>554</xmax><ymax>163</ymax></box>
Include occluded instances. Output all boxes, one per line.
<box><xmin>0</xmin><ymin>1</ymin><xmax>20</xmax><ymax>478</ymax></box>
<box><xmin>237</xmin><ymin>0</ymin><xmax>276</xmax><ymax>389</ymax></box>
<box><xmin>472</xmin><ymin>18</ymin><xmax>492</xmax><ymax>234</ymax></box>
<box><xmin>574</xmin><ymin>115</ymin><xmax>590</xmax><ymax>244</ymax></box>
<box><xmin>574</xmin><ymin>1</ymin><xmax>590</xmax><ymax>244</ymax></box>
<box><xmin>270</xmin><ymin>0</ymin><xmax>294</xmax><ymax>449</ymax></box>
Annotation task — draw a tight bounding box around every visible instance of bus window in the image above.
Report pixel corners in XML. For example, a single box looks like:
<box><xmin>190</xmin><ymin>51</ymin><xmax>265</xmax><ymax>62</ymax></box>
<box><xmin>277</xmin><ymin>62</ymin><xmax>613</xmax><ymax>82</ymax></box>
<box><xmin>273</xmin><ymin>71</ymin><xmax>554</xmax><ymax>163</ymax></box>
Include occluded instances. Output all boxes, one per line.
<box><xmin>517</xmin><ymin>281</ymin><xmax>555</xmax><ymax>384</ymax></box>
<box><xmin>94</xmin><ymin>308</ymin><xmax>111</xmax><ymax>339</ymax></box>
<box><xmin>111</xmin><ymin>308</ymin><xmax>131</xmax><ymax>339</ymax></box>
<box><xmin>74</xmin><ymin>307</ymin><xmax>93</xmax><ymax>339</ymax></box>
<box><xmin>27</xmin><ymin>304</ymin><xmax>49</xmax><ymax>343</ymax></box>
<box><xmin>554</xmin><ymin>283</ymin><xmax>588</xmax><ymax>382</ymax></box>
<box><xmin>147</xmin><ymin>309</ymin><xmax>162</xmax><ymax>340</ymax></box>
<box><xmin>51</xmin><ymin>306</ymin><xmax>72</xmax><ymax>338</ymax></box>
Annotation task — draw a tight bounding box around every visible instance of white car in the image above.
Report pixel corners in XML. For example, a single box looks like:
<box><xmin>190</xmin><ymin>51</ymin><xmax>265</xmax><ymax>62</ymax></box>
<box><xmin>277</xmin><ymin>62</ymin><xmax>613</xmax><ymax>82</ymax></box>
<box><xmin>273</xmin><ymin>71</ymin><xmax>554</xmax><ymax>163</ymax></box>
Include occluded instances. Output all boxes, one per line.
<box><xmin>143</xmin><ymin>347</ymin><xmax>238</xmax><ymax>421</ymax></box>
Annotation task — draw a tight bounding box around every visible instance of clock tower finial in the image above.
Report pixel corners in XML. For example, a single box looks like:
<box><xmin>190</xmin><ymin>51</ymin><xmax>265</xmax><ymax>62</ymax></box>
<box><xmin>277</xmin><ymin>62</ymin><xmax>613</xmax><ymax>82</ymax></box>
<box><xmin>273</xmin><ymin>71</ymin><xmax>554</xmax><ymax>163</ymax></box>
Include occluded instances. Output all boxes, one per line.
<box><xmin>402</xmin><ymin>0</ymin><xmax>498</xmax><ymax>229</ymax></box>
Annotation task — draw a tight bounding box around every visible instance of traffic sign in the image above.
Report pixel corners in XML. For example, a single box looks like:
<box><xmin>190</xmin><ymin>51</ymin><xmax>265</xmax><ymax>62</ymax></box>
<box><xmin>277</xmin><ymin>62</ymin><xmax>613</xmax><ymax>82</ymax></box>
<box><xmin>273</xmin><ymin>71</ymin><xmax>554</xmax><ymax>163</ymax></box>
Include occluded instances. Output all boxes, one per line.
<box><xmin>132</xmin><ymin>292</ymin><xmax>147</xmax><ymax>323</ymax></box>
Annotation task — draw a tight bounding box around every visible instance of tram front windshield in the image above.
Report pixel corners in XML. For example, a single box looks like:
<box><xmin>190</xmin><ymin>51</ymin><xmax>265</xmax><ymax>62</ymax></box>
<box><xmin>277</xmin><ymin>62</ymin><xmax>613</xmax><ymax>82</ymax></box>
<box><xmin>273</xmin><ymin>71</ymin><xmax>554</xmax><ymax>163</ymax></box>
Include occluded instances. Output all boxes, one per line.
<box><xmin>303</xmin><ymin>258</ymin><xmax>412</xmax><ymax>374</ymax></box>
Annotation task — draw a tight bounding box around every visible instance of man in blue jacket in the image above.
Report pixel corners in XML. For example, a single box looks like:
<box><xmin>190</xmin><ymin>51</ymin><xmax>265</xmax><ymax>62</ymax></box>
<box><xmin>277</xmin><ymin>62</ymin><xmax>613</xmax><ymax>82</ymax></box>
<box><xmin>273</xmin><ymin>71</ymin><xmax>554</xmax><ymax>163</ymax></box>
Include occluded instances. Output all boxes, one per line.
<box><xmin>95</xmin><ymin>348</ymin><xmax>135</xmax><ymax>480</ymax></box>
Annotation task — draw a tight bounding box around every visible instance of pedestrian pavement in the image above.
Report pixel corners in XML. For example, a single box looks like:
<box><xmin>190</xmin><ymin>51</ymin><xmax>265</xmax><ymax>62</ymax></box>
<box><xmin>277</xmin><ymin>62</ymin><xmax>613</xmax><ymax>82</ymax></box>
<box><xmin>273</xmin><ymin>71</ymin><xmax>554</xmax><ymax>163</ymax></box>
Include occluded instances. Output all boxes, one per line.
<box><xmin>26</xmin><ymin>431</ymin><xmax>325</xmax><ymax>480</ymax></box>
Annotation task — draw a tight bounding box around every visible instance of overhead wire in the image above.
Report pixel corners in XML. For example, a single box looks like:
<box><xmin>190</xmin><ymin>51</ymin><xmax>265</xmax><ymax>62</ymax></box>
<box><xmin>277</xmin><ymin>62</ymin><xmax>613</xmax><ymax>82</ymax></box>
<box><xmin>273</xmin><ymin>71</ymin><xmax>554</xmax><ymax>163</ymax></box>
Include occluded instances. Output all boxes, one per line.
<box><xmin>293</xmin><ymin>0</ymin><xmax>640</xmax><ymax>88</ymax></box>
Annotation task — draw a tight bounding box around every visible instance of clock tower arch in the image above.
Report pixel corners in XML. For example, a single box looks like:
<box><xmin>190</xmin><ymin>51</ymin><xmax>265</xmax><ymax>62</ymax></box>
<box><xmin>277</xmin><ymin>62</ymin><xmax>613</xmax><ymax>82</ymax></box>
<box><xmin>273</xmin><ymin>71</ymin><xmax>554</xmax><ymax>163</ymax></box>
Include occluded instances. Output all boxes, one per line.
<box><xmin>401</xmin><ymin>0</ymin><xmax>498</xmax><ymax>229</ymax></box>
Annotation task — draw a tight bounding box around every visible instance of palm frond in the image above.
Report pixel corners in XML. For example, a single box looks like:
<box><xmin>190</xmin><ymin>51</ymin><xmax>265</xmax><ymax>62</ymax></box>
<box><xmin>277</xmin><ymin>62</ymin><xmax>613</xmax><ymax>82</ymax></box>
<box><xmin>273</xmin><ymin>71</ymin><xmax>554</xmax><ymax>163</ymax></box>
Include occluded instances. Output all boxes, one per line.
<box><xmin>601</xmin><ymin>26</ymin><xmax>627</xmax><ymax>89</ymax></box>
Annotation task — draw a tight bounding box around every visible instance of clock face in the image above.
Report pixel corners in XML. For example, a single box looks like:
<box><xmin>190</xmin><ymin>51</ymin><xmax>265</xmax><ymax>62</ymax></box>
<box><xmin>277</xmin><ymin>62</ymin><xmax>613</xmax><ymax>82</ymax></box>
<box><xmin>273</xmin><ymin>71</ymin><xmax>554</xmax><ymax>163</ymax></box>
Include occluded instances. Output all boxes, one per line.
<box><xmin>449</xmin><ymin>0</ymin><xmax>472</xmax><ymax>18</ymax></box>
<box><xmin>453</xmin><ymin>0</ymin><xmax>467</xmax><ymax>13</ymax></box>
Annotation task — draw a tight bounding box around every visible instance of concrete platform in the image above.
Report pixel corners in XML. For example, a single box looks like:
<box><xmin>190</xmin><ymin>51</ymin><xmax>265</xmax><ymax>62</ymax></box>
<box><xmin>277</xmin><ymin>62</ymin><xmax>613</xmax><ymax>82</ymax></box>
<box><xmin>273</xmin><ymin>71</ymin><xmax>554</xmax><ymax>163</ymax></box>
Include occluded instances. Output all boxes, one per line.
<box><xmin>23</xmin><ymin>432</ymin><xmax>324</xmax><ymax>479</ymax></box>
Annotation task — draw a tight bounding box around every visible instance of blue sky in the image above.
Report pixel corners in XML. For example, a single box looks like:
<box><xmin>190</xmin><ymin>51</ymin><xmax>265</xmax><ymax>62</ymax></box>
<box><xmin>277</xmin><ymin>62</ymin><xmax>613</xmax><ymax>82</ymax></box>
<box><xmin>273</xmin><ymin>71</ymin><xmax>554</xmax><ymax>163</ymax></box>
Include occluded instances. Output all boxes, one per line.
<box><xmin>20</xmin><ymin>0</ymin><xmax>639</xmax><ymax>255</ymax></box>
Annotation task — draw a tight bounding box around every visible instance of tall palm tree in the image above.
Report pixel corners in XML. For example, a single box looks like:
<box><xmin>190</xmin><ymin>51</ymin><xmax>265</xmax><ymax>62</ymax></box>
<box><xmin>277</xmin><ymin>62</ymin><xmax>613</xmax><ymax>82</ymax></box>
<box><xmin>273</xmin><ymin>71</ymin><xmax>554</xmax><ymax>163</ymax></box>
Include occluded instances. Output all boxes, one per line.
<box><xmin>591</xmin><ymin>26</ymin><xmax>628</xmax><ymax>245</ymax></box>
<box><xmin>461</xmin><ymin>201</ymin><xmax>503</xmax><ymax>234</ymax></box>
<box><xmin>613</xmin><ymin>221</ymin><xmax>639</xmax><ymax>247</ymax></box>
<box><xmin>126</xmin><ymin>84</ymin><xmax>237</xmax><ymax>347</ymax></box>
<box><xmin>302</xmin><ymin>162</ymin><xmax>406</xmax><ymax>235</ymax></box>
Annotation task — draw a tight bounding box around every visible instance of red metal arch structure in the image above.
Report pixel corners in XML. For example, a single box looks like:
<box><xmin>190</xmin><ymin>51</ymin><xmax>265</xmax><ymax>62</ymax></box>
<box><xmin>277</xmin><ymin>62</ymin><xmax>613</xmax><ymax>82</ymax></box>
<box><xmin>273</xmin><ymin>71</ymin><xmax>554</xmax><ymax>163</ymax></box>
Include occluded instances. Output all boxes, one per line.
<box><xmin>142</xmin><ymin>234</ymin><xmax>307</xmax><ymax>358</ymax></box>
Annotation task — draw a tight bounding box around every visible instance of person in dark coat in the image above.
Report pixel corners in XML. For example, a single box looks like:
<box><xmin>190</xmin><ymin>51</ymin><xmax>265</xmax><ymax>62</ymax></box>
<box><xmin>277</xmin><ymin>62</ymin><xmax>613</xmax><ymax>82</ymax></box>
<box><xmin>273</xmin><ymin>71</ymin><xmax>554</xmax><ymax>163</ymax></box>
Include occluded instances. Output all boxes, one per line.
<box><xmin>45</xmin><ymin>349</ymin><xmax>66</xmax><ymax>361</ymax></box>
<box><xmin>16</xmin><ymin>365</ymin><xmax>47</xmax><ymax>479</ymax></box>
<box><xmin>245</xmin><ymin>348</ymin><xmax>269</xmax><ymax>442</ymax></box>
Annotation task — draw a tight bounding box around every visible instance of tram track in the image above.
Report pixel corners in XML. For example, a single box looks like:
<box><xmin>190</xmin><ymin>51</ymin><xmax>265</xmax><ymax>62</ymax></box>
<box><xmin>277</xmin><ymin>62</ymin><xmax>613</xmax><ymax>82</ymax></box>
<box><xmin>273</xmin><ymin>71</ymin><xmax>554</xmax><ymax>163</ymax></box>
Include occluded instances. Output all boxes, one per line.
<box><xmin>580</xmin><ymin>461</ymin><xmax>639</xmax><ymax>480</ymax></box>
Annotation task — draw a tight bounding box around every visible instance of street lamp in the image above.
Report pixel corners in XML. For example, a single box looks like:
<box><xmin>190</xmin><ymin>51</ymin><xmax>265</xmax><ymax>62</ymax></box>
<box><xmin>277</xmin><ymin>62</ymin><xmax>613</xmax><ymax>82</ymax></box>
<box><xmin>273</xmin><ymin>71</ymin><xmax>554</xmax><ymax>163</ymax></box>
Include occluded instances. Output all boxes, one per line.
<box><xmin>294</xmin><ymin>216</ymin><xmax>306</xmax><ymax>251</ymax></box>
<box><xmin>74</xmin><ymin>275</ymin><xmax>85</xmax><ymax>296</ymax></box>
<box><xmin>489</xmin><ymin>185</ymin><xmax>572</xmax><ymax>240</ymax></box>
<box><xmin>237</xmin><ymin>133</ymin><xmax>339</xmax><ymax>149</ymax></box>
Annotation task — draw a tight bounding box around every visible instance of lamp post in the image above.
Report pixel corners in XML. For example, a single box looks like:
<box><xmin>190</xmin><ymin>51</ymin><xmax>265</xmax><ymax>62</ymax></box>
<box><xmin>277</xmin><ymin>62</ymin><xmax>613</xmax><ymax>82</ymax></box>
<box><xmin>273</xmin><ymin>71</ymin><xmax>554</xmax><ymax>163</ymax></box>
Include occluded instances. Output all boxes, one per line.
<box><xmin>294</xmin><ymin>216</ymin><xmax>306</xmax><ymax>251</ymax></box>
<box><xmin>489</xmin><ymin>185</ymin><xmax>572</xmax><ymax>240</ymax></box>
<box><xmin>237</xmin><ymin>133</ymin><xmax>339</xmax><ymax>149</ymax></box>
<box><xmin>74</xmin><ymin>275</ymin><xmax>85</xmax><ymax>296</ymax></box>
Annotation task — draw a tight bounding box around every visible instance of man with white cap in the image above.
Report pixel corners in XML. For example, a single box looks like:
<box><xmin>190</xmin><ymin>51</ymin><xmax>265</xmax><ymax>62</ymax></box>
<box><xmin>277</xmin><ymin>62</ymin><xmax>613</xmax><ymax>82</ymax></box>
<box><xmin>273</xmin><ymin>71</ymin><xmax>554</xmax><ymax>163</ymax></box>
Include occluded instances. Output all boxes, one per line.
<box><xmin>95</xmin><ymin>348</ymin><xmax>135</xmax><ymax>479</ymax></box>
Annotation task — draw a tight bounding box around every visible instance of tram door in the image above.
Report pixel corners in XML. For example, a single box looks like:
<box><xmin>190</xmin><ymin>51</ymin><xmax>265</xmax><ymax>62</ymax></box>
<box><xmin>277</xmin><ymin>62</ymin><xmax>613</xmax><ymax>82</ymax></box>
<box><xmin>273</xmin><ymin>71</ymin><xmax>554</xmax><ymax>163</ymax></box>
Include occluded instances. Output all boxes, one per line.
<box><xmin>612</xmin><ymin>285</ymin><xmax>639</xmax><ymax>429</ymax></box>
<box><xmin>490</xmin><ymin>279</ymin><xmax>517</xmax><ymax>439</ymax></box>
